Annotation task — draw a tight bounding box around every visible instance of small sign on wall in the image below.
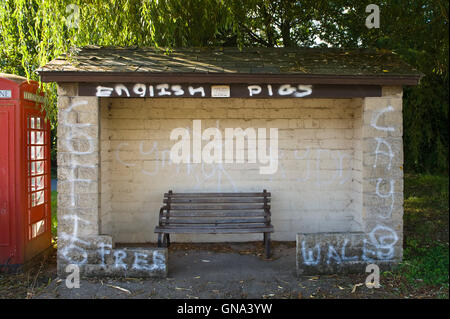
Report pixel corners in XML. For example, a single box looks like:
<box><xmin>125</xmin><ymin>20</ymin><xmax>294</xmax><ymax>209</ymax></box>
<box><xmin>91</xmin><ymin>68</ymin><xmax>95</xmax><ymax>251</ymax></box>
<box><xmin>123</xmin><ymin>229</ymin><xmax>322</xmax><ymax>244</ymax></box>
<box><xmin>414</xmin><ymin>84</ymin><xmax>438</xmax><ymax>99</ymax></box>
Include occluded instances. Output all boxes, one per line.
<box><xmin>0</xmin><ymin>90</ymin><xmax>11</xmax><ymax>98</ymax></box>
<box><xmin>211</xmin><ymin>85</ymin><xmax>230</xmax><ymax>97</ymax></box>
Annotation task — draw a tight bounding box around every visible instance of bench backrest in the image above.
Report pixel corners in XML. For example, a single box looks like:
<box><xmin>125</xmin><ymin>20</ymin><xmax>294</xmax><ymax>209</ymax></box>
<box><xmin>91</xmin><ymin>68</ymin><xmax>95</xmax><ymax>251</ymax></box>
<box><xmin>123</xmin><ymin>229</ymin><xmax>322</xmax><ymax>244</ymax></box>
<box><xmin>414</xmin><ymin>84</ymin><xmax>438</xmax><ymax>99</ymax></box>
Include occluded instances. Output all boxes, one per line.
<box><xmin>160</xmin><ymin>190</ymin><xmax>271</xmax><ymax>227</ymax></box>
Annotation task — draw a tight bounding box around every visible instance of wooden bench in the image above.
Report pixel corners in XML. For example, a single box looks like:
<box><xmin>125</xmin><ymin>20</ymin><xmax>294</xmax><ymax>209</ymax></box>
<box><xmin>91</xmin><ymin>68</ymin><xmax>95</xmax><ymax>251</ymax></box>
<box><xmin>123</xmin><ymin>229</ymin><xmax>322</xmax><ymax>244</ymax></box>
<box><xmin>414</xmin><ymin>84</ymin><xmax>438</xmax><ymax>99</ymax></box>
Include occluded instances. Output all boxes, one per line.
<box><xmin>155</xmin><ymin>190</ymin><xmax>274</xmax><ymax>258</ymax></box>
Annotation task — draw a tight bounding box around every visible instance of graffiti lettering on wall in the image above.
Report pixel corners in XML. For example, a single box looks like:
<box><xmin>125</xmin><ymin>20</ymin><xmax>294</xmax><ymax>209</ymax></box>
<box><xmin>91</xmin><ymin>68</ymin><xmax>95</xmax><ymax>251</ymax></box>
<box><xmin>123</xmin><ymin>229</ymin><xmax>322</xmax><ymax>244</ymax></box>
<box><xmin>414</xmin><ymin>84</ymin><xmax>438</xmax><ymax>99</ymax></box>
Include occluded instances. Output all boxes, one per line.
<box><xmin>60</xmin><ymin>214</ymin><xmax>165</xmax><ymax>272</ymax></box>
<box><xmin>301</xmin><ymin>225</ymin><xmax>399</xmax><ymax>266</ymax></box>
<box><xmin>60</xmin><ymin>100</ymin><xmax>96</xmax><ymax>207</ymax></box>
<box><xmin>114</xmin><ymin>139</ymin><xmax>353</xmax><ymax>192</ymax></box>
<box><xmin>169</xmin><ymin>120</ymin><xmax>279</xmax><ymax>174</ymax></box>
<box><xmin>77</xmin><ymin>83</ymin><xmax>319</xmax><ymax>98</ymax></box>
<box><xmin>300</xmin><ymin>103</ymin><xmax>400</xmax><ymax>265</ymax></box>
<box><xmin>93</xmin><ymin>83</ymin><xmax>313</xmax><ymax>98</ymax></box>
<box><xmin>59</xmin><ymin>99</ymin><xmax>165</xmax><ymax>273</ymax></box>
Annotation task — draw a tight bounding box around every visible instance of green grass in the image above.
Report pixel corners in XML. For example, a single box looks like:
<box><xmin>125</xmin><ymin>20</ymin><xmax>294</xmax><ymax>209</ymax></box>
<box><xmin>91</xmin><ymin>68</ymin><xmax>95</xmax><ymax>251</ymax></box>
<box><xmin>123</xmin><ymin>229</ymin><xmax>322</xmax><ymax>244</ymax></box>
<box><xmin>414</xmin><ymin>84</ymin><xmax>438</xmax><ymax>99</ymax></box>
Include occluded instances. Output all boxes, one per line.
<box><xmin>51</xmin><ymin>190</ymin><xmax>57</xmax><ymax>238</ymax></box>
<box><xmin>387</xmin><ymin>174</ymin><xmax>449</xmax><ymax>297</ymax></box>
<box><xmin>402</xmin><ymin>242</ymin><xmax>449</xmax><ymax>286</ymax></box>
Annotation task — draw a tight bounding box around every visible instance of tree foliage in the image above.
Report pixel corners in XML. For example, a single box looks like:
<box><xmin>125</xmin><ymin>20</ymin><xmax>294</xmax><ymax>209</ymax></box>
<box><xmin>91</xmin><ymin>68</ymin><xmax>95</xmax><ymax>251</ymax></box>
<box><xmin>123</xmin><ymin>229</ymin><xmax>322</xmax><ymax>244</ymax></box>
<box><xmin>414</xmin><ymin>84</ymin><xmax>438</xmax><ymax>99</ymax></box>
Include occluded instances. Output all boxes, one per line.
<box><xmin>0</xmin><ymin>0</ymin><xmax>448</xmax><ymax>172</ymax></box>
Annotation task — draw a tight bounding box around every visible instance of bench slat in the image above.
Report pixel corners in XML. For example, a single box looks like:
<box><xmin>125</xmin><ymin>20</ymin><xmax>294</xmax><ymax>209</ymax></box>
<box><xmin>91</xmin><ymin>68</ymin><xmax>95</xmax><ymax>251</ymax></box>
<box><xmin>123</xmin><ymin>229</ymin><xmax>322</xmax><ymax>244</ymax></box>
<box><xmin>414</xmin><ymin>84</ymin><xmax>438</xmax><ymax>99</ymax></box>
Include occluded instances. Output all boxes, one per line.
<box><xmin>169</xmin><ymin>204</ymin><xmax>268</xmax><ymax>210</ymax></box>
<box><xmin>165</xmin><ymin>210</ymin><xmax>267</xmax><ymax>217</ymax></box>
<box><xmin>164</xmin><ymin>192</ymin><xmax>270</xmax><ymax>197</ymax></box>
<box><xmin>164</xmin><ymin>197</ymin><xmax>268</xmax><ymax>203</ymax></box>
<box><xmin>155</xmin><ymin>226</ymin><xmax>274</xmax><ymax>234</ymax></box>
<box><xmin>159</xmin><ymin>223</ymin><xmax>268</xmax><ymax>229</ymax></box>
<box><xmin>160</xmin><ymin>218</ymin><xmax>268</xmax><ymax>224</ymax></box>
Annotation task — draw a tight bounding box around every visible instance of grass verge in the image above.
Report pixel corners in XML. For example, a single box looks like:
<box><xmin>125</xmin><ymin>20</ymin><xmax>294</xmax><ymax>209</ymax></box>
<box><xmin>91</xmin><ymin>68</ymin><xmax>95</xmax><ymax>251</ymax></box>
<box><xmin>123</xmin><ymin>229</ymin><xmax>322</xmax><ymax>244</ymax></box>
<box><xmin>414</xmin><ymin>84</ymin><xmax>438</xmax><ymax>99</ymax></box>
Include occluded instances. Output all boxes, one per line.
<box><xmin>384</xmin><ymin>174</ymin><xmax>449</xmax><ymax>298</ymax></box>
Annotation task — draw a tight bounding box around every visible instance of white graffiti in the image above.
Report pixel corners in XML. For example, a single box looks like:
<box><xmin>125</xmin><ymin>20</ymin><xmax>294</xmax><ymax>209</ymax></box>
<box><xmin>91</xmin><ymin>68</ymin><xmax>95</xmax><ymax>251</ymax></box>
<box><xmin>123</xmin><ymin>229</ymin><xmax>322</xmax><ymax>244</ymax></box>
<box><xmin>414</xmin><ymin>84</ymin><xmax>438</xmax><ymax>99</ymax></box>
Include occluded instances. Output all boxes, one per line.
<box><xmin>301</xmin><ymin>241</ymin><xmax>320</xmax><ymax>266</ymax></box>
<box><xmin>364</xmin><ymin>102</ymin><xmax>399</xmax><ymax>261</ymax></box>
<box><xmin>115</xmin><ymin>84</ymin><xmax>130</xmax><ymax>97</ymax></box>
<box><xmin>132</xmin><ymin>251</ymin><xmax>166</xmax><ymax>271</ymax></box>
<box><xmin>96</xmin><ymin>83</ymin><xmax>206</xmax><ymax>98</ymax></box>
<box><xmin>293</xmin><ymin>148</ymin><xmax>352</xmax><ymax>185</ymax></box>
<box><xmin>60</xmin><ymin>216</ymin><xmax>165</xmax><ymax>272</ymax></box>
<box><xmin>115</xmin><ymin>141</ymin><xmax>352</xmax><ymax>191</ymax></box>
<box><xmin>375</xmin><ymin>178</ymin><xmax>395</xmax><ymax>219</ymax></box>
<box><xmin>94</xmin><ymin>83</ymin><xmax>313</xmax><ymax>98</ymax></box>
<box><xmin>326</xmin><ymin>245</ymin><xmax>342</xmax><ymax>264</ymax></box>
<box><xmin>300</xmin><ymin>227</ymin><xmax>399</xmax><ymax>265</ymax></box>
<box><xmin>114</xmin><ymin>250</ymin><xmax>127</xmax><ymax>270</ymax></box>
<box><xmin>115</xmin><ymin>140</ymin><xmax>238</xmax><ymax>191</ymax></box>
<box><xmin>341</xmin><ymin>239</ymin><xmax>358</xmax><ymax>262</ymax></box>
<box><xmin>301</xmin><ymin>102</ymin><xmax>400</xmax><ymax>266</ymax></box>
<box><xmin>60</xmin><ymin>99</ymin><xmax>96</xmax><ymax>207</ymax></box>
<box><xmin>188</xmin><ymin>86</ymin><xmax>205</xmax><ymax>97</ymax></box>
<box><xmin>364</xmin><ymin>225</ymin><xmax>399</xmax><ymax>261</ymax></box>
<box><xmin>60</xmin><ymin>99</ymin><xmax>166</xmax><ymax>274</ymax></box>
<box><xmin>169</xmin><ymin>120</ymin><xmax>279</xmax><ymax>174</ymax></box>
<box><xmin>370</xmin><ymin>105</ymin><xmax>395</xmax><ymax>132</ymax></box>
<box><xmin>105</xmin><ymin>248</ymin><xmax>165</xmax><ymax>272</ymax></box>
<box><xmin>373</xmin><ymin>137</ymin><xmax>394</xmax><ymax>170</ymax></box>
<box><xmin>59</xmin><ymin>215</ymin><xmax>90</xmax><ymax>265</ymax></box>
<box><xmin>97</xmin><ymin>242</ymin><xmax>112</xmax><ymax>267</ymax></box>
<box><xmin>248</xmin><ymin>84</ymin><xmax>312</xmax><ymax>97</ymax></box>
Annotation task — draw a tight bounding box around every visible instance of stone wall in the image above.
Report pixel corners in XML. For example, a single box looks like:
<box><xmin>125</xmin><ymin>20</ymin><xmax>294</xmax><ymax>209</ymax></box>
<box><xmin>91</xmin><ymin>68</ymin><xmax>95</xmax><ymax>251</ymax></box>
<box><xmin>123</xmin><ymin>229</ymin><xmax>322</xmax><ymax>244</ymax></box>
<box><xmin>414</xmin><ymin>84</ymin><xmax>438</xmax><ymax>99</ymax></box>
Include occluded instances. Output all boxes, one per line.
<box><xmin>56</xmin><ymin>83</ymin><xmax>167</xmax><ymax>277</ymax></box>
<box><xmin>296</xmin><ymin>87</ymin><xmax>404</xmax><ymax>274</ymax></box>
<box><xmin>99</xmin><ymin>97</ymin><xmax>363</xmax><ymax>243</ymax></box>
<box><xmin>55</xmin><ymin>83</ymin><xmax>403</xmax><ymax>276</ymax></box>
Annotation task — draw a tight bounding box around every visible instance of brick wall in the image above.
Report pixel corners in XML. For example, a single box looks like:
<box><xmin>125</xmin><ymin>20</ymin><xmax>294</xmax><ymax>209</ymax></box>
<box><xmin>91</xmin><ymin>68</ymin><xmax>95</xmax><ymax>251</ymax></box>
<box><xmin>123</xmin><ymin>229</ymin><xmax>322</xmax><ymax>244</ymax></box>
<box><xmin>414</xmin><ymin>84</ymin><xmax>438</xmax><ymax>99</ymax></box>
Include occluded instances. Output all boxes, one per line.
<box><xmin>100</xmin><ymin>97</ymin><xmax>363</xmax><ymax>243</ymax></box>
<box><xmin>296</xmin><ymin>87</ymin><xmax>404</xmax><ymax>274</ymax></box>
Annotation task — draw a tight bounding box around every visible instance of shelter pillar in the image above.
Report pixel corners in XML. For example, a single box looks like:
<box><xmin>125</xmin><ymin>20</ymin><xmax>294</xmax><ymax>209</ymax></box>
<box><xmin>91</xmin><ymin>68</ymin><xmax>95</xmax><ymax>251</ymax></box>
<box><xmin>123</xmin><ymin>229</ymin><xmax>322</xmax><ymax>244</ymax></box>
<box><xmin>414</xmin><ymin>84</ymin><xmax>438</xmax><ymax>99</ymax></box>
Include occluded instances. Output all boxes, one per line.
<box><xmin>56</xmin><ymin>84</ymin><xmax>167</xmax><ymax>277</ymax></box>
<box><xmin>360</xmin><ymin>86</ymin><xmax>404</xmax><ymax>262</ymax></box>
<box><xmin>57</xmin><ymin>83</ymin><xmax>100</xmax><ymax>238</ymax></box>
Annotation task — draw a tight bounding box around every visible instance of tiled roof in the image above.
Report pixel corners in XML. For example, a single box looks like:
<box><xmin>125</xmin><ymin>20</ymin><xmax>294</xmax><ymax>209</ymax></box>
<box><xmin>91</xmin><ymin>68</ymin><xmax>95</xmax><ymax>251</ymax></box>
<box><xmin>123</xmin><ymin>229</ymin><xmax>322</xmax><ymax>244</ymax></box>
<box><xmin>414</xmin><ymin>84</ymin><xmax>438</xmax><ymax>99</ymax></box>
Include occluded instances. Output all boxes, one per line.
<box><xmin>38</xmin><ymin>46</ymin><xmax>422</xmax><ymax>77</ymax></box>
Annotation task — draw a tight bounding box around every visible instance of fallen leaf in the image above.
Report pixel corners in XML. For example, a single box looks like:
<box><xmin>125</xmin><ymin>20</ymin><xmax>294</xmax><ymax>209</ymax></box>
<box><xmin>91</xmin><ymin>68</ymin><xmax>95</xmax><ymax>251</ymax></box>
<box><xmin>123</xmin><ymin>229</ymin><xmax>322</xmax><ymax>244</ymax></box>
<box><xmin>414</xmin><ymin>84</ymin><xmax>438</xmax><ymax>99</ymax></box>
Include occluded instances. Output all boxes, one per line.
<box><xmin>351</xmin><ymin>283</ymin><xmax>364</xmax><ymax>293</ymax></box>
<box><xmin>338</xmin><ymin>285</ymin><xmax>345</xmax><ymax>290</ymax></box>
<box><xmin>194</xmin><ymin>276</ymin><xmax>201</xmax><ymax>279</ymax></box>
<box><xmin>308</xmin><ymin>276</ymin><xmax>319</xmax><ymax>281</ymax></box>
<box><xmin>175</xmin><ymin>287</ymin><xmax>192</xmax><ymax>291</ymax></box>
<box><xmin>106</xmin><ymin>284</ymin><xmax>131</xmax><ymax>294</ymax></box>
<box><xmin>365</xmin><ymin>282</ymin><xmax>374</xmax><ymax>288</ymax></box>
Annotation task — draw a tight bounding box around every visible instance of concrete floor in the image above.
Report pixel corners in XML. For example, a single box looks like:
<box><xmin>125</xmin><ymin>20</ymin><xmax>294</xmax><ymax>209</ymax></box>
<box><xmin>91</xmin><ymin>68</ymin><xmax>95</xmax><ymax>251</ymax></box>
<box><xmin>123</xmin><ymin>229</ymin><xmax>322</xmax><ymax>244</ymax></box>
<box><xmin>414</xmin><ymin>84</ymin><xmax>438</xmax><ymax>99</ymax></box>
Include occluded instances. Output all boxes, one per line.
<box><xmin>34</xmin><ymin>242</ymin><xmax>390</xmax><ymax>299</ymax></box>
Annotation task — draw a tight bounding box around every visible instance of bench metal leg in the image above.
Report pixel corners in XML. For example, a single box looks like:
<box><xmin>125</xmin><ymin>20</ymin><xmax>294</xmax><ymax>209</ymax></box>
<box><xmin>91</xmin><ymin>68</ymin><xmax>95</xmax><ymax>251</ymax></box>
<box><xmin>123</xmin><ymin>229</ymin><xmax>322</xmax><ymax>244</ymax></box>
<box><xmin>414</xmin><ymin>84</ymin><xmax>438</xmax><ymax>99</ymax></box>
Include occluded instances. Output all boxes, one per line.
<box><xmin>157</xmin><ymin>234</ymin><xmax>163</xmax><ymax>247</ymax></box>
<box><xmin>264</xmin><ymin>233</ymin><xmax>271</xmax><ymax>258</ymax></box>
<box><xmin>163</xmin><ymin>234</ymin><xmax>170</xmax><ymax>248</ymax></box>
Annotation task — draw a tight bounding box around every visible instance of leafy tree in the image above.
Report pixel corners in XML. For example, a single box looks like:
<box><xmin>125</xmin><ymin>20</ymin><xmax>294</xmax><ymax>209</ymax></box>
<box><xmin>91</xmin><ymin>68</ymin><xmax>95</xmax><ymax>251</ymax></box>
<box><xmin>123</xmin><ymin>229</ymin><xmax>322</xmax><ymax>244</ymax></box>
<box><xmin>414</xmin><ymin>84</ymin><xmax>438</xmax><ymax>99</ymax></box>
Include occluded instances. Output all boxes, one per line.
<box><xmin>0</xmin><ymin>0</ymin><xmax>447</xmax><ymax>172</ymax></box>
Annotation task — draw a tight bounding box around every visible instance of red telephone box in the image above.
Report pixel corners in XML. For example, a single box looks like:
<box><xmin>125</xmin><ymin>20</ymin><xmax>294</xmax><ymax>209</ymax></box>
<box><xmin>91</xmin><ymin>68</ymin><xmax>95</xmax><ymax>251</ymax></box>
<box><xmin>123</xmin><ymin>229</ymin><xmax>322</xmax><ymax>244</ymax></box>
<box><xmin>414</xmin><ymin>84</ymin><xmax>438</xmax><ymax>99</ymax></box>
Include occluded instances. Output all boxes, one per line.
<box><xmin>0</xmin><ymin>73</ymin><xmax>52</xmax><ymax>269</ymax></box>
